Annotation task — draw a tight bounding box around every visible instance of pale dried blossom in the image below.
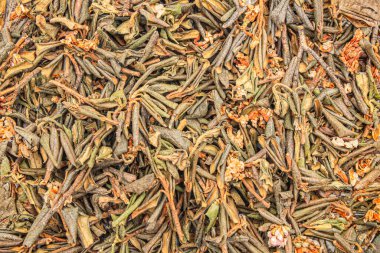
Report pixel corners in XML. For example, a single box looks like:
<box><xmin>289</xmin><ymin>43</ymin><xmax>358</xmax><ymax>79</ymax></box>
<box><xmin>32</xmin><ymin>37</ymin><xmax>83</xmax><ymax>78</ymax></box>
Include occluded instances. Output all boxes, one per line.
<box><xmin>204</xmin><ymin>31</ymin><xmax>216</xmax><ymax>44</ymax></box>
<box><xmin>153</xmin><ymin>4</ymin><xmax>165</xmax><ymax>18</ymax></box>
<box><xmin>61</xmin><ymin>32</ymin><xmax>99</xmax><ymax>51</ymax></box>
<box><xmin>319</xmin><ymin>40</ymin><xmax>334</xmax><ymax>53</ymax></box>
<box><xmin>44</xmin><ymin>181</ymin><xmax>62</xmax><ymax>206</ymax></box>
<box><xmin>227</xmin><ymin>112</ymin><xmax>250</xmax><ymax>126</ymax></box>
<box><xmin>240</xmin><ymin>114</ymin><xmax>250</xmax><ymax>126</ymax></box>
<box><xmin>0</xmin><ymin>117</ymin><xmax>16</xmax><ymax>142</ymax></box>
<box><xmin>364</xmin><ymin>198</ymin><xmax>380</xmax><ymax>223</ymax></box>
<box><xmin>227</xmin><ymin>128</ymin><xmax>244</xmax><ymax>149</ymax></box>
<box><xmin>225</xmin><ymin>152</ymin><xmax>245</xmax><ymax>182</ymax></box>
<box><xmin>344</xmin><ymin>83</ymin><xmax>353</xmax><ymax>93</ymax></box>
<box><xmin>242</xmin><ymin>4</ymin><xmax>261</xmax><ymax>29</ymax></box>
<box><xmin>235</xmin><ymin>52</ymin><xmax>250</xmax><ymax>73</ymax></box>
<box><xmin>267</xmin><ymin>224</ymin><xmax>290</xmax><ymax>248</ymax></box>
<box><xmin>308</xmin><ymin>70</ymin><xmax>317</xmax><ymax>78</ymax></box>
<box><xmin>331</xmin><ymin>137</ymin><xmax>358</xmax><ymax>149</ymax></box>
<box><xmin>232</xmin><ymin>84</ymin><xmax>248</xmax><ymax>100</ymax></box>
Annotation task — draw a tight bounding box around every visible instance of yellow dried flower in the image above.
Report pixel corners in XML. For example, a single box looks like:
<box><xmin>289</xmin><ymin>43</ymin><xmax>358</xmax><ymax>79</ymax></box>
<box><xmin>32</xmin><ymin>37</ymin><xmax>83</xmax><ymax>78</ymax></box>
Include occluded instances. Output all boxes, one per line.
<box><xmin>293</xmin><ymin>236</ymin><xmax>321</xmax><ymax>253</ymax></box>
<box><xmin>225</xmin><ymin>152</ymin><xmax>245</xmax><ymax>182</ymax></box>
<box><xmin>267</xmin><ymin>224</ymin><xmax>290</xmax><ymax>248</ymax></box>
<box><xmin>0</xmin><ymin>117</ymin><xmax>16</xmax><ymax>142</ymax></box>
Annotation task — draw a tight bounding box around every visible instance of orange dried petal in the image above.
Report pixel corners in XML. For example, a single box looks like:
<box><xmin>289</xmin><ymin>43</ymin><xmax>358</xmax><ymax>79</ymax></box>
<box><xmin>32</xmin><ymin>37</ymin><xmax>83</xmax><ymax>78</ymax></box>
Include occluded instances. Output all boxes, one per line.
<box><xmin>373</xmin><ymin>124</ymin><xmax>380</xmax><ymax>141</ymax></box>
<box><xmin>340</xmin><ymin>30</ymin><xmax>365</xmax><ymax>73</ymax></box>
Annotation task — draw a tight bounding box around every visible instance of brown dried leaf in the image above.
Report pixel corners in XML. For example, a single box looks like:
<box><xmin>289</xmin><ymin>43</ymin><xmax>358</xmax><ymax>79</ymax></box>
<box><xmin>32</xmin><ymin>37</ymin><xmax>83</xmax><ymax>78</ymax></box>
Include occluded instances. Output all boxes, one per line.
<box><xmin>123</xmin><ymin>174</ymin><xmax>157</xmax><ymax>194</ymax></box>
<box><xmin>0</xmin><ymin>184</ymin><xmax>17</xmax><ymax>222</ymax></box>
<box><xmin>50</xmin><ymin>17</ymin><xmax>88</xmax><ymax>30</ymax></box>
<box><xmin>338</xmin><ymin>0</ymin><xmax>380</xmax><ymax>27</ymax></box>
<box><xmin>36</xmin><ymin>15</ymin><xmax>59</xmax><ymax>39</ymax></box>
<box><xmin>77</xmin><ymin>215</ymin><xmax>94</xmax><ymax>248</ymax></box>
<box><xmin>34</xmin><ymin>0</ymin><xmax>52</xmax><ymax>13</ymax></box>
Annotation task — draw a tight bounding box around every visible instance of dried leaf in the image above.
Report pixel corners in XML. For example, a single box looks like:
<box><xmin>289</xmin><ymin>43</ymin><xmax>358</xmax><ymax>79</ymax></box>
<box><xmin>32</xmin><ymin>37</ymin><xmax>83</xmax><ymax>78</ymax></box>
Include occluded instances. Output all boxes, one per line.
<box><xmin>77</xmin><ymin>215</ymin><xmax>94</xmax><ymax>248</ymax></box>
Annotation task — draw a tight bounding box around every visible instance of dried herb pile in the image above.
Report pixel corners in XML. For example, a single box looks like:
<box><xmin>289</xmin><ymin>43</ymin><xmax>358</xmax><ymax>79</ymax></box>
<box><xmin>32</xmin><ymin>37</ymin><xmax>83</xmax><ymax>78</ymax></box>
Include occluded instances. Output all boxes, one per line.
<box><xmin>0</xmin><ymin>0</ymin><xmax>380</xmax><ymax>252</ymax></box>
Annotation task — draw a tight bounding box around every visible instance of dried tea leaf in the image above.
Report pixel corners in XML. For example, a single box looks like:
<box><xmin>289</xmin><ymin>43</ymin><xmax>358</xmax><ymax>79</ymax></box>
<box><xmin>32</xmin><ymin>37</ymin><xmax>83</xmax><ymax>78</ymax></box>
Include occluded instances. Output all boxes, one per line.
<box><xmin>50</xmin><ymin>17</ymin><xmax>88</xmax><ymax>30</ymax></box>
<box><xmin>62</xmin><ymin>206</ymin><xmax>79</xmax><ymax>244</ymax></box>
<box><xmin>34</xmin><ymin>0</ymin><xmax>52</xmax><ymax>13</ymax></box>
<box><xmin>338</xmin><ymin>0</ymin><xmax>380</xmax><ymax>27</ymax></box>
<box><xmin>3</xmin><ymin>61</ymin><xmax>33</xmax><ymax>80</ymax></box>
<box><xmin>36</xmin><ymin>15</ymin><xmax>59</xmax><ymax>39</ymax></box>
<box><xmin>0</xmin><ymin>184</ymin><xmax>17</xmax><ymax>221</ymax></box>
<box><xmin>152</xmin><ymin>126</ymin><xmax>191</xmax><ymax>150</ymax></box>
<box><xmin>123</xmin><ymin>174</ymin><xmax>157</xmax><ymax>194</ymax></box>
<box><xmin>77</xmin><ymin>215</ymin><xmax>94</xmax><ymax>248</ymax></box>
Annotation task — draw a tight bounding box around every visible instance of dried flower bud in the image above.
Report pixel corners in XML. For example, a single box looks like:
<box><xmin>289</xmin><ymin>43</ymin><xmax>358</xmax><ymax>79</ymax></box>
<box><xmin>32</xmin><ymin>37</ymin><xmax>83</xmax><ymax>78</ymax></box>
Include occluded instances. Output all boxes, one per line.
<box><xmin>267</xmin><ymin>224</ymin><xmax>290</xmax><ymax>248</ymax></box>
<box><xmin>293</xmin><ymin>236</ymin><xmax>321</xmax><ymax>253</ymax></box>
<box><xmin>225</xmin><ymin>152</ymin><xmax>245</xmax><ymax>182</ymax></box>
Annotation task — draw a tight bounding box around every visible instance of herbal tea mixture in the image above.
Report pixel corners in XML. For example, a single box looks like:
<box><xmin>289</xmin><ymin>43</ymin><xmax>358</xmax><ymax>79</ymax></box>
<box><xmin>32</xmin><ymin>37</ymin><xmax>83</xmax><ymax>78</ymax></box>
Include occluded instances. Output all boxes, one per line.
<box><xmin>0</xmin><ymin>0</ymin><xmax>380</xmax><ymax>252</ymax></box>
